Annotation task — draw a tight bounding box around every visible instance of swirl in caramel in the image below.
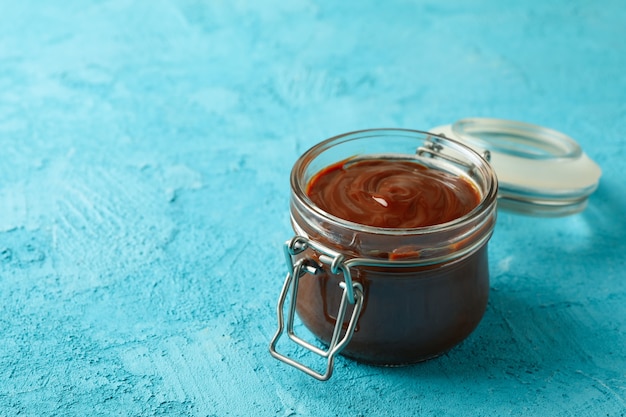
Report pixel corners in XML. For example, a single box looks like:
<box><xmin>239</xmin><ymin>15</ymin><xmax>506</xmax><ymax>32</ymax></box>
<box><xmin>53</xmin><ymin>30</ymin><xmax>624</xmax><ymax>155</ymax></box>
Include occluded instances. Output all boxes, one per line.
<box><xmin>306</xmin><ymin>158</ymin><xmax>480</xmax><ymax>228</ymax></box>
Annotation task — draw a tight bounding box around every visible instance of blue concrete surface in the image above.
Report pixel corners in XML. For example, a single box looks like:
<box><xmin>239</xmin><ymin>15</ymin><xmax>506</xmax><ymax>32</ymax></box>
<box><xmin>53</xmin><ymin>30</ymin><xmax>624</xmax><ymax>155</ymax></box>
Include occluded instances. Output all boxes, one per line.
<box><xmin>0</xmin><ymin>1</ymin><xmax>625</xmax><ymax>415</ymax></box>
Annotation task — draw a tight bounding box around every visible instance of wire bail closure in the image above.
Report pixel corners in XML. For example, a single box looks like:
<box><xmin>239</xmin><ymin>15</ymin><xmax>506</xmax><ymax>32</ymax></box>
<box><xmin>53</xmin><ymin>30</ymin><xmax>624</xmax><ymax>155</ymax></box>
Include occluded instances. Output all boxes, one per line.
<box><xmin>269</xmin><ymin>236</ymin><xmax>364</xmax><ymax>381</ymax></box>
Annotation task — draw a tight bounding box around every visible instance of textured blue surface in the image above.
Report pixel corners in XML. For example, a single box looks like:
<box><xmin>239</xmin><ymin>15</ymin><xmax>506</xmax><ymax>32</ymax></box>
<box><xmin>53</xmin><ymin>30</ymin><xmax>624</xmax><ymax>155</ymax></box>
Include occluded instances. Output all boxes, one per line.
<box><xmin>1</xmin><ymin>1</ymin><xmax>625</xmax><ymax>416</ymax></box>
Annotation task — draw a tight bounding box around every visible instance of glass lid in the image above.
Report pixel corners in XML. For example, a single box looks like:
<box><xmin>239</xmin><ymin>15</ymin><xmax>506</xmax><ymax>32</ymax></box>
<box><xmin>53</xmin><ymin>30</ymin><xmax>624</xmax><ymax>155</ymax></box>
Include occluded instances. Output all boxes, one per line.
<box><xmin>430</xmin><ymin>118</ymin><xmax>602</xmax><ymax>216</ymax></box>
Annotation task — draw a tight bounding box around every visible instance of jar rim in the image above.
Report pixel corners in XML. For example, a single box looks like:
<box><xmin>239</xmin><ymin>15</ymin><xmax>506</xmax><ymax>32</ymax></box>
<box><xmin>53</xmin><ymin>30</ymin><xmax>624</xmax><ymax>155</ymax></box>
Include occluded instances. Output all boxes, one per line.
<box><xmin>290</xmin><ymin>128</ymin><xmax>499</xmax><ymax>236</ymax></box>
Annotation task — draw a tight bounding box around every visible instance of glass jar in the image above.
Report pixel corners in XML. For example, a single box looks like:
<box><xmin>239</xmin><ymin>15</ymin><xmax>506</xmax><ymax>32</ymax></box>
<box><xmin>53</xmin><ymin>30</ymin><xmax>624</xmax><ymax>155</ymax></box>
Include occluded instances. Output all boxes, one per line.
<box><xmin>269</xmin><ymin>129</ymin><xmax>499</xmax><ymax>380</ymax></box>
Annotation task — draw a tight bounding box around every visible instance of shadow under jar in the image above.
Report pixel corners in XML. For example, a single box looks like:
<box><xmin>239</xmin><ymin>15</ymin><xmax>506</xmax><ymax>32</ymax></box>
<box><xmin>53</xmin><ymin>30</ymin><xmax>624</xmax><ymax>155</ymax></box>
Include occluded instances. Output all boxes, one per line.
<box><xmin>270</xmin><ymin>129</ymin><xmax>498</xmax><ymax>380</ymax></box>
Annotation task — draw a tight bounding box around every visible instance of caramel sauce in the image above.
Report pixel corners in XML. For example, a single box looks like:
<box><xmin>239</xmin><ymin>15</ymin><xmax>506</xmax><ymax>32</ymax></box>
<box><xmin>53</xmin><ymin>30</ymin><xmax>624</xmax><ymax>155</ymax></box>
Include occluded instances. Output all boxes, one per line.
<box><xmin>295</xmin><ymin>157</ymin><xmax>490</xmax><ymax>365</ymax></box>
<box><xmin>306</xmin><ymin>159</ymin><xmax>480</xmax><ymax>228</ymax></box>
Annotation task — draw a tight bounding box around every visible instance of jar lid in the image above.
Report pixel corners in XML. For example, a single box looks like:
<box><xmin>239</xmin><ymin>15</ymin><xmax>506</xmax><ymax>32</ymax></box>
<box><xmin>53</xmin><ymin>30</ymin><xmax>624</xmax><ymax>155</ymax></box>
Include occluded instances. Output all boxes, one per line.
<box><xmin>430</xmin><ymin>118</ymin><xmax>602</xmax><ymax>216</ymax></box>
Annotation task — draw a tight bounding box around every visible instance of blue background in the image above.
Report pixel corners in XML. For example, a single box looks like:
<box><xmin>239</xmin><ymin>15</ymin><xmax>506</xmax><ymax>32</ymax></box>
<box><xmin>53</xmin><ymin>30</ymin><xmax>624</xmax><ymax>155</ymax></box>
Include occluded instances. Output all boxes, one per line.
<box><xmin>1</xmin><ymin>1</ymin><xmax>624</xmax><ymax>415</ymax></box>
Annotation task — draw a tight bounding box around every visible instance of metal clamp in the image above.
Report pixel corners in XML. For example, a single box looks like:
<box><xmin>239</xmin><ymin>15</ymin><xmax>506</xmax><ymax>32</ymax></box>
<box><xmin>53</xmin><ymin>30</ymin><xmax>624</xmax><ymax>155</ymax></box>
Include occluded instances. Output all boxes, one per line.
<box><xmin>418</xmin><ymin>137</ymin><xmax>477</xmax><ymax>169</ymax></box>
<box><xmin>269</xmin><ymin>236</ymin><xmax>364</xmax><ymax>381</ymax></box>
